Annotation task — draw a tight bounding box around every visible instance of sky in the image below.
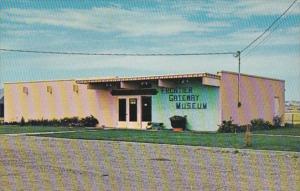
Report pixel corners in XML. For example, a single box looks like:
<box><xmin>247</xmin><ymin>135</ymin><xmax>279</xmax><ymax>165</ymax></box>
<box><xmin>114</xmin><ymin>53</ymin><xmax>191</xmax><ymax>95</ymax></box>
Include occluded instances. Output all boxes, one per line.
<box><xmin>0</xmin><ymin>0</ymin><xmax>300</xmax><ymax>100</ymax></box>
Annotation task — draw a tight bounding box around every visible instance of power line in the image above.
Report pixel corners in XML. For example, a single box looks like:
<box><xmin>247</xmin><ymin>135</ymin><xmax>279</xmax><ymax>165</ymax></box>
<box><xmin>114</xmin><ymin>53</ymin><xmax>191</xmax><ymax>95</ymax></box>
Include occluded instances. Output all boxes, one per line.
<box><xmin>243</xmin><ymin>0</ymin><xmax>298</xmax><ymax>58</ymax></box>
<box><xmin>1</xmin><ymin>1</ymin><xmax>297</xmax><ymax>57</ymax></box>
<box><xmin>0</xmin><ymin>48</ymin><xmax>235</xmax><ymax>56</ymax></box>
<box><xmin>240</xmin><ymin>0</ymin><xmax>298</xmax><ymax>54</ymax></box>
<box><xmin>243</xmin><ymin>8</ymin><xmax>292</xmax><ymax>58</ymax></box>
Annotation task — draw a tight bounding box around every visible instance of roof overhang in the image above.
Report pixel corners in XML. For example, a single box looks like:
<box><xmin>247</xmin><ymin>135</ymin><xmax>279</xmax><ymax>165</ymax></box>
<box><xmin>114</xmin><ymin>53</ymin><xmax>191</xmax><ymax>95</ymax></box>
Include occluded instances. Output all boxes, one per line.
<box><xmin>76</xmin><ymin>73</ymin><xmax>220</xmax><ymax>91</ymax></box>
<box><xmin>76</xmin><ymin>73</ymin><xmax>220</xmax><ymax>84</ymax></box>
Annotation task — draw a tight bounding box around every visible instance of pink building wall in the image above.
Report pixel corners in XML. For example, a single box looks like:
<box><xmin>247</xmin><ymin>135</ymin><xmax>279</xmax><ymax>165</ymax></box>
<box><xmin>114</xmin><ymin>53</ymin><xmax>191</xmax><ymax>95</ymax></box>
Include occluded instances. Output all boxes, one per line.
<box><xmin>4</xmin><ymin>80</ymin><xmax>118</xmax><ymax>127</ymax></box>
<box><xmin>220</xmin><ymin>71</ymin><xmax>285</xmax><ymax>125</ymax></box>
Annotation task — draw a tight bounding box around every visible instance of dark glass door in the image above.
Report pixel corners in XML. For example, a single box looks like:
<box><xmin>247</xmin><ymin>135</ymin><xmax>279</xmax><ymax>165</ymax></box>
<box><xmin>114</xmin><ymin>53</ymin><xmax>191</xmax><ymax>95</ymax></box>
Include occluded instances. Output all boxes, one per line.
<box><xmin>119</xmin><ymin>99</ymin><xmax>126</xmax><ymax>121</ymax></box>
<box><xmin>142</xmin><ymin>96</ymin><xmax>152</xmax><ymax>121</ymax></box>
<box><xmin>129</xmin><ymin>98</ymin><xmax>137</xmax><ymax>121</ymax></box>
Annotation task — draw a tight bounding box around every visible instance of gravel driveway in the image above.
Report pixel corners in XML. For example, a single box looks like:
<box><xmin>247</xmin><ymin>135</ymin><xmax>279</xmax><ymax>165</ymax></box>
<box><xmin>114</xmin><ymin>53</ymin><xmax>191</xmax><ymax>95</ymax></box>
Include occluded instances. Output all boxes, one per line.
<box><xmin>0</xmin><ymin>135</ymin><xmax>299</xmax><ymax>191</ymax></box>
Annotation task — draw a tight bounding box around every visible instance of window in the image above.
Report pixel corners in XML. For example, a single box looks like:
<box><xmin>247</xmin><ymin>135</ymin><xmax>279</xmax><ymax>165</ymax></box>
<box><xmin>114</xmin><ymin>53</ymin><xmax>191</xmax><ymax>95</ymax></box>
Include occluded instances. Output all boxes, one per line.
<box><xmin>23</xmin><ymin>87</ymin><xmax>28</xmax><ymax>95</ymax></box>
<box><xmin>119</xmin><ymin>99</ymin><xmax>126</xmax><ymax>121</ymax></box>
<box><xmin>47</xmin><ymin>86</ymin><xmax>52</xmax><ymax>94</ymax></box>
<box><xmin>73</xmin><ymin>84</ymin><xmax>79</xmax><ymax>93</ymax></box>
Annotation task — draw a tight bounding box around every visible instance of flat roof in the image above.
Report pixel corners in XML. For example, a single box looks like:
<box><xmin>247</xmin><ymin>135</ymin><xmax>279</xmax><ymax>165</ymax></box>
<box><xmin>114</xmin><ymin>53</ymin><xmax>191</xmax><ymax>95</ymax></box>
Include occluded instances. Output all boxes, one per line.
<box><xmin>3</xmin><ymin>71</ymin><xmax>284</xmax><ymax>85</ymax></box>
<box><xmin>75</xmin><ymin>73</ymin><xmax>220</xmax><ymax>84</ymax></box>
<box><xmin>219</xmin><ymin>71</ymin><xmax>285</xmax><ymax>82</ymax></box>
<box><xmin>4</xmin><ymin>79</ymin><xmax>76</xmax><ymax>84</ymax></box>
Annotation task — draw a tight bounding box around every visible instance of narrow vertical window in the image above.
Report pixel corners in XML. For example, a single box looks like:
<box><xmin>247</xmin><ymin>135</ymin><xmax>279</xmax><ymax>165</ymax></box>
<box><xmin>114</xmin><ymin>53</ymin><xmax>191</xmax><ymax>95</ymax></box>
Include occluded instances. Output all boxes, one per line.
<box><xmin>73</xmin><ymin>84</ymin><xmax>79</xmax><ymax>93</ymax></box>
<box><xmin>23</xmin><ymin>87</ymin><xmax>28</xmax><ymax>95</ymax></box>
<box><xmin>47</xmin><ymin>86</ymin><xmax>52</xmax><ymax>94</ymax></box>
<box><xmin>119</xmin><ymin>99</ymin><xmax>126</xmax><ymax>121</ymax></box>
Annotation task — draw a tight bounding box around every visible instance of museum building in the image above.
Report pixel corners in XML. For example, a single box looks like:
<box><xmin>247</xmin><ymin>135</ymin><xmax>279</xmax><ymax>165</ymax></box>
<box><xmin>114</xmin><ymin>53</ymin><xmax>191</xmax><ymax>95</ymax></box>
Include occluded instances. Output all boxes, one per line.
<box><xmin>4</xmin><ymin>71</ymin><xmax>285</xmax><ymax>131</ymax></box>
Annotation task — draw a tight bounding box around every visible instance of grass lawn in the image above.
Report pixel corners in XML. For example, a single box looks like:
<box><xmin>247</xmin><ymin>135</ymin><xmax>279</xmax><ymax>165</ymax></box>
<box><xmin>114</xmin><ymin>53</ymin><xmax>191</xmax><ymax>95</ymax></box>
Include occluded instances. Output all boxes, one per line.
<box><xmin>0</xmin><ymin>125</ymin><xmax>85</xmax><ymax>134</ymax></box>
<box><xmin>1</xmin><ymin>125</ymin><xmax>299</xmax><ymax>152</ymax></box>
<box><xmin>252</xmin><ymin>125</ymin><xmax>300</xmax><ymax>136</ymax></box>
<box><xmin>35</xmin><ymin>128</ymin><xmax>300</xmax><ymax>152</ymax></box>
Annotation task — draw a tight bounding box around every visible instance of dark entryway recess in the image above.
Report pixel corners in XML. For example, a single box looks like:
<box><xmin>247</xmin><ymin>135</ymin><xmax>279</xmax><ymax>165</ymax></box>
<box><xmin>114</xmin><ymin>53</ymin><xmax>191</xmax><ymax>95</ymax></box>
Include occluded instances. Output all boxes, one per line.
<box><xmin>0</xmin><ymin>97</ymin><xmax>3</xmax><ymax>118</ymax></box>
<box><xmin>142</xmin><ymin>96</ymin><xmax>152</xmax><ymax>121</ymax></box>
<box><xmin>118</xmin><ymin>99</ymin><xmax>126</xmax><ymax>121</ymax></box>
<box><xmin>0</xmin><ymin>105</ymin><xmax>3</xmax><ymax>117</ymax></box>
<box><xmin>111</xmin><ymin>89</ymin><xmax>158</xmax><ymax>96</ymax></box>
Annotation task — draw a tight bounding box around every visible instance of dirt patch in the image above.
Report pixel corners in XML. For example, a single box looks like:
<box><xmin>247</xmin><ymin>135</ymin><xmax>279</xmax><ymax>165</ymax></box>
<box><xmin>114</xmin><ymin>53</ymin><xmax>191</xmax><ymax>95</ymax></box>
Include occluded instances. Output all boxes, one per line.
<box><xmin>0</xmin><ymin>135</ymin><xmax>299</xmax><ymax>191</ymax></box>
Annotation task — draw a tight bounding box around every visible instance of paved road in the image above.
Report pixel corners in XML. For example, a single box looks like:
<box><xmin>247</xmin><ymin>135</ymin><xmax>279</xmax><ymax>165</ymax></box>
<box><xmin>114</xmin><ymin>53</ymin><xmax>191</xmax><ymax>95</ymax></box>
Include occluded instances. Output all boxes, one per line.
<box><xmin>0</xmin><ymin>135</ymin><xmax>299</xmax><ymax>191</ymax></box>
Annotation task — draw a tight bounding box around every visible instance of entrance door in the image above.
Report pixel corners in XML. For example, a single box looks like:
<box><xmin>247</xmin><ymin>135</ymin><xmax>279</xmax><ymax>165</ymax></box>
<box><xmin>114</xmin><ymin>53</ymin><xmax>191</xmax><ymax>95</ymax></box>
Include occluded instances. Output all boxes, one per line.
<box><xmin>118</xmin><ymin>98</ymin><xmax>127</xmax><ymax>128</ymax></box>
<box><xmin>141</xmin><ymin>96</ymin><xmax>152</xmax><ymax>128</ymax></box>
<box><xmin>117</xmin><ymin>96</ymin><xmax>141</xmax><ymax>128</ymax></box>
<box><xmin>128</xmin><ymin>97</ymin><xmax>139</xmax><ymax>128</ymax></box>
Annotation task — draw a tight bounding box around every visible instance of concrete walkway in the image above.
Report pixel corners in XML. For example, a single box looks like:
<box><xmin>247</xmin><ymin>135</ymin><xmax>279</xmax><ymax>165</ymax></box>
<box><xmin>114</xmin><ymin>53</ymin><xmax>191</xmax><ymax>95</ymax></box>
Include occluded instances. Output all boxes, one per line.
<box><xmin>252</xmin><ymin>133</ymin><xmax>300</xmax><ymax>138</ymax></box>
<box><xmin>3</xmin><ymin>129</ymin><xmax>97</xmax><ymax>136</ymax></box>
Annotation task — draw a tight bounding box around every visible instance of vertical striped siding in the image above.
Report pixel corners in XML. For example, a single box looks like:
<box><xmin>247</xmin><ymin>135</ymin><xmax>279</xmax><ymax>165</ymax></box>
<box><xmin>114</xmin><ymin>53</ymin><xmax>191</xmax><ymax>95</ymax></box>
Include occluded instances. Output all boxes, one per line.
<box><xmin>4</xmin><ymin>80</ymin><xmax>118</xmax><ymax>127</ymax></box>
<box><xmin>264</xmin><ymin>79</ymin><xmax>275</xmax><ymax>120</ymax></box>
<box><xmin>52</xmin><ymin>83</ymin><xmax>63</xmax><ymax>118</ymax></box>
<box><xmin>222</xmin><ymin>74</ymin><xmax>238</xmax><ymax>122</ymax></box>
<box><xmin>60</xmin><ymin>82</ymin><xmax>71</xmax><ymax>118</ymax></box>
<box><xmin>221</xmin><ymin>72</ymin><xmax>284</xmax><ymax>125</ymax></box>
<box><xmin>38</xmin><ymin>83</ymin><xmax>47</xmax><ymax>119</ymax></box>
<box><xmin>28</xmin><ymin>83</ymin><xmax>40</xmax><ymax>119</ymax></box>
<box><xmin>47</xmin><ymin>83</ymin><xmax>56</xmax><ymax>119</ymax></box>
<box><xmin>18</xmin><ymin>84</ymin><xmax>29</xmax><ymax>120</ymax></box>
<box><xmin>4</xmin><ymin>85</ymin><xmax>18</xmax><ymax>121</ymax></box>
<box><xmin>66</xmin><ymin>82</ymin><xmax>78</xmax><ymax>117</ymax></box>
<box><xmin>74</xmin><ymin>83</ymin><xmax>84</xmax><ymax>118</ymax></box>
<box><xmin>77</xmin><ymin>85</ymin><xmax>89</xmax><ymax>117</ymax></box>
<box><xmin>251</xmin><ymin>77</ymin><xmax>264</xmax><ymax>118</ymax></box>
<box><xmin>86</xmin><ymin>89</ymin><xmax>98</xmax><ymax>120</ymax></box>
<box><xmin>94</xmin><ymin>91</ymin><xmax>105</xmax><ymax>124</ymax></box>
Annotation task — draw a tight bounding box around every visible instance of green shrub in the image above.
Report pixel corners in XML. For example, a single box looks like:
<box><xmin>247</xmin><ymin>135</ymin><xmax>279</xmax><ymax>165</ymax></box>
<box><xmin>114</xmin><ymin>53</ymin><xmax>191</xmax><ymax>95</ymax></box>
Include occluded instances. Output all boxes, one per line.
<box><xmin>250</xmin><ymin>118</ymin><xmax>273</xmax><ymax>130</ymax></box>
<box><xmin>60</xmin><ymin>117</ymin><xmax>80</xmax><ymax>126</ymax></box>
<box><xmin>218</xmin><ymin>118</ymin><xmax>241</xmax><ymax>133</ymax></box>
<box><xmin>10</xmin><ymin>115</ymin><xmax>99</xmax><ymax>127</ymax></box>
<box><xmin>81</xmin><ymin>115</ymin><xmax>99</xmax><ymax>127</ymax></box>
<box><xmin>20</xmin><ymin>117</ymin><xmax>25</xmax><ymax>126</ymax></box>
<box><xmin>3</xmin><ymin>121</ymin><xmax>18</xmax><ymax>125</ymax></box>
<box><xmin>273</xmin><ymin>116</ymin><xmax>282</xmax><ymax>128</ymax></box>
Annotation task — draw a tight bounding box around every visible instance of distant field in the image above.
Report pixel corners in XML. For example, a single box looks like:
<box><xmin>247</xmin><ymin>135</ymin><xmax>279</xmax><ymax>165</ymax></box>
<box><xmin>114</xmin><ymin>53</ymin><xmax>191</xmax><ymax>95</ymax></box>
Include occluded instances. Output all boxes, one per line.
<box><xmin>0</xmin><ymin>126</ymin><xmax>84</xmax><ymax>134</ymax></box>
<box><xmin>285</xmin><ymin>112</ymin><xmax>300</xmax><ymax>124</ymax></box>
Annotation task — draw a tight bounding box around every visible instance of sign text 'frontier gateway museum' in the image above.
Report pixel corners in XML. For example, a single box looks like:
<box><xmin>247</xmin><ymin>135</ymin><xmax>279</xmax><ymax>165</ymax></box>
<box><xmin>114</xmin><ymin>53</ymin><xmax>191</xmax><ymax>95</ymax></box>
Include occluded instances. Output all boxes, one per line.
<box><xmin>4</xmin><ymin>71</ymin><xmax>285</xmax><ymax>131</ymax></box>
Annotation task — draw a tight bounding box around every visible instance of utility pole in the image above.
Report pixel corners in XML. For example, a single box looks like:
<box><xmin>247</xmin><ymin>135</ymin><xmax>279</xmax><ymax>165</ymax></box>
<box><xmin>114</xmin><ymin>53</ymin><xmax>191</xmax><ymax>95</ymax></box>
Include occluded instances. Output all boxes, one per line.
<box><xmin>234</xmin><ymin>51</ymin><xmax>242</xmax><ymax>127</ymax></box>
<box><xmin>237</xmin><ymin>51</ymin><xmax>241</xmax><ymax>108</ymax></box>
<box><xmin>235</xmin><ymin>51</ymin><xmax>242</xmax><ymax>108</ymax></box>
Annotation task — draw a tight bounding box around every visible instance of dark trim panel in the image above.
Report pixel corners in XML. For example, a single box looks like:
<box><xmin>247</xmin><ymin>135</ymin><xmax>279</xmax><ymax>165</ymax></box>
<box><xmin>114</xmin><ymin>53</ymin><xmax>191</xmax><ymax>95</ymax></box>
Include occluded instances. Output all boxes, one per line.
<box><xmin>111</xmin><ymin>89</ymin><xmax>158</xmax><ymax>96</ymax></box>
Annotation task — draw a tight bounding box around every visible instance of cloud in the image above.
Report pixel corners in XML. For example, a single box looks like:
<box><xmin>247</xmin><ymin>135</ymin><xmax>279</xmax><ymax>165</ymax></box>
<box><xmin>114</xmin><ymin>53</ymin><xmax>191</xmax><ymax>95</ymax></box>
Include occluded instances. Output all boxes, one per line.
<box><xmin>1</xmin><ymin>1</ymin><xmax>299</xmax><ymax>100</ymax></box>
<box><xmin>175</xmin><ymin>0</ymin><xmax>300</xmax><ymax>18</ymax></box>
<box><xmin>233</xmin><ymin>0</ymin><xmax>300</xmax><ymax>17</ymax></box>
<box><xmin>1</xmin><ymin>7</ymin><xmax>230</xmax><ymax>36</ymax></box>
